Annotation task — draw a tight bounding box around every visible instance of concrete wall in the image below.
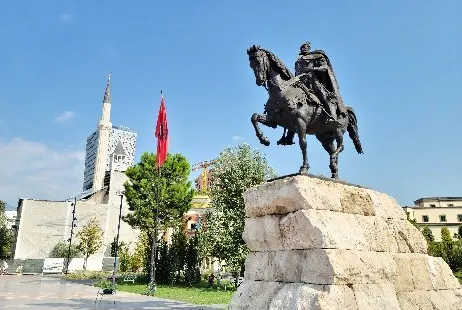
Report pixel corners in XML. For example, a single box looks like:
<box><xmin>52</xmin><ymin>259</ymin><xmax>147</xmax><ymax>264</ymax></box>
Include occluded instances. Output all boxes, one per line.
<box><xmin>13</xmin><ymin>171</ymin><xmax>139</xmax><ymax>259</ymax></box>
<box><xmin>13</xmin><ymin>199</ymin><xmax>108</xmax><ymax>259</ymax></box>
<box><xmin>103</xmin><ymin>170</ymin><xmax>139</xmax><ymax>254</ymax></box>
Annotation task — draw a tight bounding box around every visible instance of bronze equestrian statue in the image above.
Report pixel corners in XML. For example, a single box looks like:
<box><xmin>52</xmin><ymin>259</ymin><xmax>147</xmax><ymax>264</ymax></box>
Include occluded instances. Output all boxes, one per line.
<box><xmin>248</xmin><ymin>42</ymin><xmax>363</xmax><ymax>178</ymax></box>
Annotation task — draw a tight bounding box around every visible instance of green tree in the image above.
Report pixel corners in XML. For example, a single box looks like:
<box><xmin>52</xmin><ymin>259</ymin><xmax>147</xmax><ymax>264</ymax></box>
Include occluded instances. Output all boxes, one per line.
<box><xmin>185</xmin><ymin>234</ymin><xmax>201</xmax><ymax>285</ymax></box>
<box><xmin>155</xmin><ymin>240</ymin><xmax>172</xmax><ymax>284</ymax></box>
<box><xmin>49</xmin><ymin>241</ymin><xmax>81</xmax><ymax>258</ymax></box>
<box><xmin>440</xmin><ymin>227</ymin><xmax>458</xmax><ymax>271</ymax></box>
<box><xmin>422</xmin><ymin>226</ymin><xmax>435</xmax><ymax>243</ymax></box>
<box><xmin>0</xmin><ymin>200</ymin><xmax>11</xmax><ymax>259</ymax></box>
<box><xmin>110</xmin><ymin>238</ymin><xmax>125</xmax><ymax>257</ymax></box>
<box><xmin>202</xmin><ymin>144</ymin><xmax>276</xmax><ymax>286</ymax></box>
<box><xmin>123</xmin><ymin>152</ymin><xmax>194</xmax><ymax>232</ymax></box>
<box><xmin>170</xmin><ymin>226</ymin><xmax>188</xmax><ymax>283</ymax></box>
<box><xmin>131</xmin><ymin>231</ymin><xmax>149</xmax><ymax>272</ymax></box>
<box><xmin>118</xmin><ymin>243</ymin><xmax>131</xmax><ymax>272</ymax></box>
<box><xmin>458</xmin><ymin>226</ymin><xmax>462</xmax><ymax>240</ymax></box>
<box><xmin>420</xmin><ymin>226</ymin><xmax>441</xmax><ymax>256</ymax></box>
<box><xmin>76</xmin><ymin>217</ymin><xmax>103</xmax><ymax>270</ymax></box>
<box><xmin>123</xmin><ymin>152</ymin><xmax>194</xmax><ymax>282</ymax></box>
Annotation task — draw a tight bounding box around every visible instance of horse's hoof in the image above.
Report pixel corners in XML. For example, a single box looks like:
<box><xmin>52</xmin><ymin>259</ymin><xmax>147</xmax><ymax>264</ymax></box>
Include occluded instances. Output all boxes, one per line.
<box><xmin>261</xmin><ymin>137</ymin><xmax>270</xmax><ymax>146</ymax></box>
<box><xmin>299</xmin><ymin>166</ymin><xmax>309</xmax><ymax>174</ymax></box>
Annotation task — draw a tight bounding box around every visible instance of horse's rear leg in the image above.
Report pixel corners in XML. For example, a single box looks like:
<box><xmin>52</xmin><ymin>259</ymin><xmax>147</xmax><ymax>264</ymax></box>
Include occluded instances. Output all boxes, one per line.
<box><xmin>296</xmin><ymin>119</ymin><xmax>309</xmax><ymax>174</ymax></box>
<box><xmin>251</xmin><ymin>113</ymin><xmax>276</xmax><ymax>146</ymax></box>
<box><xmin>330</xmin><ymin>129</ymin><xmax>345</xmax><ymax>178</ymax></box>
<box><xmin>316</xmin><ymin>134</ymin><xmax>338</xmax><ymax>178</ymax></box>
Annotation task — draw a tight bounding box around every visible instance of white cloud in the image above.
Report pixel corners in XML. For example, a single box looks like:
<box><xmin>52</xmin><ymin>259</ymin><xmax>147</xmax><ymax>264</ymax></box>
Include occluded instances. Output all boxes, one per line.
<box><xmin>59</xmin><ymin>13</ymin><xmax>73</xmax><ymax>23</ymax></box>
<box><xmin>0</xmin><ymin>137</ymin><xmax>85</xmax><ymax>206</ymax></box>
<box><xmin>232</xmin><ymin>135</ymin><xmax>244</xmax><ymax>141</ymax></box>
<box><xmin>55</xmin><ymin>111</ymin><xmax>75</xmax><ymax>123</ymax></box>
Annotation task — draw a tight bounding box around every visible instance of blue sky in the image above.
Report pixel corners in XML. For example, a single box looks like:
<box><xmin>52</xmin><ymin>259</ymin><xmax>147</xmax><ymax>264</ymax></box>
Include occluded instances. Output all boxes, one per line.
<box><xmin>0</xmin><ymin>1</ymin><xmax>461</xmax><ymax>208</ymax></box>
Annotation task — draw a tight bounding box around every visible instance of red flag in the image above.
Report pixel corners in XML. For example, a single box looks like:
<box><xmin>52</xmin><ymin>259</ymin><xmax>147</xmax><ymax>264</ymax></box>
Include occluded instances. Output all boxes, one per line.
<box><xmin>155</xmin><ymin>95</ymin><xmax>168</xmax><ymax>169</ymax></box>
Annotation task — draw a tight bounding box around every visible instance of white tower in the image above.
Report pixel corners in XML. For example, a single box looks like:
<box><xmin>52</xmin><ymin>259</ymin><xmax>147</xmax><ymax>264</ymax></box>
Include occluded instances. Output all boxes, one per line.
<box><xmin>92</xmin><ymin>73</ymin><xmax>112</xmax><ymax>192</ymax></box>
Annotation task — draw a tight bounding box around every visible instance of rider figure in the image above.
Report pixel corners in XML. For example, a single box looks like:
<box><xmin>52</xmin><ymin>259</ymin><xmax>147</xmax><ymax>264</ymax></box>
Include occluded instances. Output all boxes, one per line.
<box><xmin>277</xmin><ymin>42</ymin><xmax>347</xmax><ymax>146</ymax></box>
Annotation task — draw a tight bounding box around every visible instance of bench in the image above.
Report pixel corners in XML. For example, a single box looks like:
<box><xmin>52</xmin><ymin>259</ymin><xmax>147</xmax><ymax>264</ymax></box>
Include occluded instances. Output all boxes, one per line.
<box><xmin>123</xmin><ymin>274</ymin><xmax>136</xmax><ymax>284</ymax></box>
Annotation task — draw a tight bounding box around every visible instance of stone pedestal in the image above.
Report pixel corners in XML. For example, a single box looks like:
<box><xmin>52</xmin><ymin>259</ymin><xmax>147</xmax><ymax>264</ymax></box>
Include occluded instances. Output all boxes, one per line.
<box><xmin>230</xmin><ymin>175</ymin><xmax>462</xmax><ymax>310</ymax></box>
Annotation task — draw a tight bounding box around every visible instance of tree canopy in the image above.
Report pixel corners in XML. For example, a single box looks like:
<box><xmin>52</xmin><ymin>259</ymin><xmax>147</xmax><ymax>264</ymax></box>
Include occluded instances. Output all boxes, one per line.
<box><xmin>201</xmin><ymin>144</ymin><xmax>276</xmax><ymax>276</ymax></box>
<box><xmin>123</xmin><ymin>152</ymin><xmax>194</xmax><ymax>232</ymax></box>
<box><xmin>76</xmin><ymin>217</ymin><xmax>103</xmax><ymax>270</ymax></box>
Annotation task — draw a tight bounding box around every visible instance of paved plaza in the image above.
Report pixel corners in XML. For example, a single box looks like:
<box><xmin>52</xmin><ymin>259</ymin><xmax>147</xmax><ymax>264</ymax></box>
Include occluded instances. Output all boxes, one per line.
<box><xmin>0</xmin><ymin>275</ymin><xmax>226</xmax><ymax>309</ymax></box>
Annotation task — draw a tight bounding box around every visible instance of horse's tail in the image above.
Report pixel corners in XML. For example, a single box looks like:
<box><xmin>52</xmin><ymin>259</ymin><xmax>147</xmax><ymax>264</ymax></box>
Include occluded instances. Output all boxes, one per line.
<box><xmin>346</xmin><ymin>106</ymin><xmax>364</xmax><ymax>154</ymax></box>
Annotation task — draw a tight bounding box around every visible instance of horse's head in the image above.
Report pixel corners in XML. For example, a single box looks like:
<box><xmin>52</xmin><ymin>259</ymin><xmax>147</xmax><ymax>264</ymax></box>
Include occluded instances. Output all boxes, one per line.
<box><xmin>247</xmin><ymin>45</ymin><xmax>269</xmax><ymax>87</ymax></box>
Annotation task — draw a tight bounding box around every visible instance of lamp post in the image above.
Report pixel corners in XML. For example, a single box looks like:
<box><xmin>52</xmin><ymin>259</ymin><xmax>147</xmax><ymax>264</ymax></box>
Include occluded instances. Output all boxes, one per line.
<box><xmin>112</xmin><ymin>191</ymin><xmax>124</xmax><ymax>287</ymax></box>
<box><xmin>65</xmin><ymin>197</ymin><xmax>77</xmax><ymax>275</ymax></box>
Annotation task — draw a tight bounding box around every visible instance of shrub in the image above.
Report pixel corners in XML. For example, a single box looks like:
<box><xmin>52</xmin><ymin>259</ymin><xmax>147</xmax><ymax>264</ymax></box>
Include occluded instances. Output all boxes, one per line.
<box><xmin>49</xmin><ymin>241</ymin><xmax>81</xmax><ymax>258</ymax></box>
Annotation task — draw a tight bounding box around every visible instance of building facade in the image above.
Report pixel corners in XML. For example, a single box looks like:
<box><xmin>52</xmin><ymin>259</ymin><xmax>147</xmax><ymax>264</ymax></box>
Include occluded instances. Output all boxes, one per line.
<box><xmin>403</xmin><ymin>197</ymin><xmax>462</xmax><ymax>241</ymax></box>
<box><xmin>83</xmin><ymin>127</ymin><xmax>137</xmax><ymax>191</ymax></box>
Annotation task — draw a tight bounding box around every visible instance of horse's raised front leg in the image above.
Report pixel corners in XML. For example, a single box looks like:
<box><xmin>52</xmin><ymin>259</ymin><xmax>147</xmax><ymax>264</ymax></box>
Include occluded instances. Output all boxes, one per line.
<box><xmin>296</xmin><ymin>118</ymin><xmax>309</xmax><ymax>174</ymax></box>
<box><xmin>251</xmin><ymin>113</ymin><xmax>276</xmax><ymax>146</ymax></box>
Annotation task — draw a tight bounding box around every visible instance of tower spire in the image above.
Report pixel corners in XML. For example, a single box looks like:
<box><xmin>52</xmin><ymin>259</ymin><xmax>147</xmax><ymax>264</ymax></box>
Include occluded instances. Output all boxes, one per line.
<box><xmin>92</xmin><ymin>73</ymin><xmax>113</xmax><ymax>192</ymax></box>
<box><xmin>103</xmin><ymin>72</ymin><xmax>111</xmax><ymax>103</ymax></box>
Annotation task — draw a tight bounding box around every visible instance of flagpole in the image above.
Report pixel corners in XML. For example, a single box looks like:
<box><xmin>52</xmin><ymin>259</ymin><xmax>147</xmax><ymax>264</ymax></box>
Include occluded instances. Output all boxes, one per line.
<box><xmin>149</xmin><ymin>90</ymin><xmax>164</xmax><ymax>293</ymax></box>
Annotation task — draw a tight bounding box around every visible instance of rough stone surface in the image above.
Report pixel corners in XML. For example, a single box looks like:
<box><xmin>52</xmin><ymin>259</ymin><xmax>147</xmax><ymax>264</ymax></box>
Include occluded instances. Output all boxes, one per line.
<box><xmin>244</xmin><ymin>176</ymin><xmax>406</xmax><ymax>219</ymax></box>
<box><xmin>231</xmin><ymin>175</ymin><xmax>462</xmax><ymax>309</ymax></box>
<box><xmin>428</xmin><ymin>256</ymin><xmax>462</xmax><ymax>290</ymax></box>
<box><xmin>301</xmin><ymin>249</ymin><xmax>396</xmax><ymax>285</ymax></box>
<box><xmin>352</xmin><ymin>283</ymin><xmax>401</xmax><ymax>310</ymax></box>
<box><xmin>386</xmin><ymin>218</ymin><xmax>428</xmax><ymax>254</ymax></box>
<box><xmin>245</xmin><ymin>250</ymin><xmax>304</xmax><ymax>283</ymax></box>
<box><xmin>269</xmin><ymin>283</ymin><xmax>358</xmax><ymax>310</ymax></box>
<box><xmin>397</xmin><ymin>291</ymin><xmax>434</xmax><ymax>310</ymax></box>
<box><xmin>393</xmin><ymin>253</ymin><xmax>429</xmax><ymax>292</ymax></box>
<box><xmin>242</xmin><ymin>216</ymin><xmax>284</xmax><ymax>251</ymax></box>
<box><xmin>229</xmin><ymin>281</ymin><xmax>284</xmax><ymax>310</ymax></box>
<box><xmin>428</xmin><ymin>289</ymin><xmax>462</xmax><ymax>310</ymax></box>
<box><xmin>245</xmin><ymin>249</ymin><xmax>396</xmax><ymax>285</ymax></box>
<box><xmin>355</xmin><ymin>215</ymin><xmax>400</xmax><ymax>252</ymax></box>
<box><xmin>280</xmin><ymin>210</ymin><xmax>370</xmax><ymax>251</ymax></box>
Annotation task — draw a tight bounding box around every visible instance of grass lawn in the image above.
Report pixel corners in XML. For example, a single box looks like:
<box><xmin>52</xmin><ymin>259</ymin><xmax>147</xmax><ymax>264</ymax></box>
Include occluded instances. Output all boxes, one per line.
<box><xmin>104</xmin><ymin>283</ymin><xmax>235</xmax><ymax>305</ymax></box>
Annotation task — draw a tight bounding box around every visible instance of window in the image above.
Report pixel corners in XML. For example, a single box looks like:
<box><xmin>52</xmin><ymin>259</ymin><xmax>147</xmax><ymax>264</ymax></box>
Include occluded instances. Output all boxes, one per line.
<box><xmin>440</xmin><ymin>215</ymin><xmax>447</xmax><ymax>222</ymax></box>
<box><xmin>190</xmin><ymin>223</ymin><xmax>196</xmax><ymax>230</ymax></box>
<box><xmin>458</xmin><ymin>214</ymin><xmax>462</xmax><ymax>222</ymax></box>
<box><xmin>448</xmin><ymin>204</ymin><xmax>454</xmax><ymax>207</ymax></box>
<box><xmin>422</xmin><ymin>215</ymin><xmax>429</xmax><ymax>222</ymax></box>
<box><xmin>430</xmin><ymin>204</ymin><xmax>436</xmax><ymax>208</ymax></box>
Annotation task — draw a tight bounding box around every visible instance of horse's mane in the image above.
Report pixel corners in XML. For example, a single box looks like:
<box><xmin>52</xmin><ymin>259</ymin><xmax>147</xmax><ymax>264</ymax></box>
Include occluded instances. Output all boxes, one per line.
<box><xmin>261</xmin><ymin>49</ymin><xmax>294</xmax><ymax>80</ymax></box>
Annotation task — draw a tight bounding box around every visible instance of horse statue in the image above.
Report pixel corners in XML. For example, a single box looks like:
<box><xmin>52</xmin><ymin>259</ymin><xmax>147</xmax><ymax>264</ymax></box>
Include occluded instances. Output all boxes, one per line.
<box><xmin>247</xmin><ymin>44</ymin><xmax>363</xmax><ymax>178</ymax></box>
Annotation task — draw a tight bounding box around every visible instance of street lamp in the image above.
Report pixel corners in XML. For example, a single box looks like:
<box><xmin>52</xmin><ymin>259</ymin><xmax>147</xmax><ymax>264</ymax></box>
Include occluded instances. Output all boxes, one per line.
<box><xmin>112</xmin><ymin>190</ymin><xmax>124</xmax><ymax>287</ymax></box>
<box><xmin>65</xmin><ymin>197</ymin><xmax>78</xmax><ymax>275</ymax></box>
